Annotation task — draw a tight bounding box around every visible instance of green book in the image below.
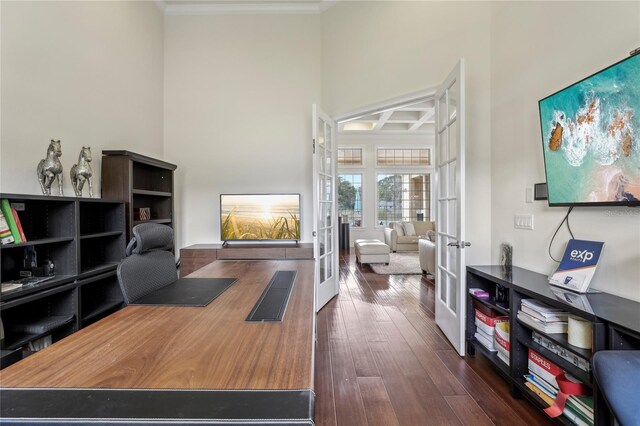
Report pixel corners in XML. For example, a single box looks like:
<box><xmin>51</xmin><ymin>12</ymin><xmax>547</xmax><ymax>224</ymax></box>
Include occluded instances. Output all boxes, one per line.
<box><xmin>0</xmin><ymin>199</ymin><xmax>21</xmax><ymax>244</ymax></box>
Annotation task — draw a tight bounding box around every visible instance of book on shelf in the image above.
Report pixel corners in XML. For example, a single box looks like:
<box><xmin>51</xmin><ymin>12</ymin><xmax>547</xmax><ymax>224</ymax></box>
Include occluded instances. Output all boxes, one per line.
<box><xmin>531</xmin><ymin>331</ymin><xmax>591</xmax><ymax>373</ymax></box>
<box><xmin>517</xmin><ymin>310</ymin><xmax>568</xmax><ymax>334</ymax></box>
<box><xmin>549</xmin><ymin>239</ymin><xmax>604</xmax><ymax>294</ymax></box>
<box><xmin>520</xmin><ymin>304</ymin><xmax>568</xmax><ymax>323</ymax></box>
<box><xmin>494</xmin><ymin>321</ymin><xmax>510</xmax><ymax>363</ymax></box>
<box><xmin>528</xmin><ymin>348</ymin><xmax>564</xmax><ymax>386</ymax></box>
<box><xmin>0</xmin><ymin>199</ymin><xmax>22</xmax><ymax>244</ymax></box>
<box><xmin>11</xmin><ymin>207</ymin><xmax>26</xmax><ymax>242</ymax></box>
<box><xmin>0</xmin><ymin>209</ymin><xmax>15</xmax><ymax>244</ymax></box>
<box><xmin>474</xmin><ymin>330</ymin><xmax>497</xmax><ymax>352</ymax></box>
<box><xmin>1</xmin><ymin>282</ymin><xmax>23</xmax><ymax>293</ymax></box>
<box><xmin>496</xmin><ymin>349</ymin><xmax>509</xmax><ymax>366</ymax></box>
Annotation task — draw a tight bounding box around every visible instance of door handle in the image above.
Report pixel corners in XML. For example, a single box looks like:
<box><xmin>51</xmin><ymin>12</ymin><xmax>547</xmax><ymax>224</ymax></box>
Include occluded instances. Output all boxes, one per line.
<box><xmin>447</xmin><ymin>241</ymin><xmax>471</xmax><ymax>248</ymax></box>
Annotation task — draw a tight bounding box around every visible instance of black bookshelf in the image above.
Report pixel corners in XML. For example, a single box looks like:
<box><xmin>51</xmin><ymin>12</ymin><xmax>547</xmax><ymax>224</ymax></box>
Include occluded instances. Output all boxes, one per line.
<box><xmin>466</xmin><ymin>265</ymin><xmax>640</xmax><ymax>426</ymax></box>
<box><xmin>0</xmin><ymin>194</ymin><xmax>126</xmax><ymax>366</ymax></box>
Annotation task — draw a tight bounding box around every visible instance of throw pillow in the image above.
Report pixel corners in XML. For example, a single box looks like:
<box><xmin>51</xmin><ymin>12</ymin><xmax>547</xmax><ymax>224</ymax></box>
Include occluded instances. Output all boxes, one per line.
<box><xmin>403</xmin><ymin>222</ymin><xmax>417</xmax><ymax>236</ymax></box>
<box><xmin>426</xmin><ymin>230</ymin><xmax>436</xmax><ymax>242</ymax></box>
<box><xmin>393</xmin><ymin>223</ymin><xmax>405</xmax><ymax>236</ymax></box>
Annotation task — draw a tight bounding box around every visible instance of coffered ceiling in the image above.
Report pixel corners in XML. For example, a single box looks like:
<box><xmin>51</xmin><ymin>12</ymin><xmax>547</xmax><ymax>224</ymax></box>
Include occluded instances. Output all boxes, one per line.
<box><xmin>339</xmin><ymin>99</ymin><xmax>436</xmax><ymax>134</ymax></box>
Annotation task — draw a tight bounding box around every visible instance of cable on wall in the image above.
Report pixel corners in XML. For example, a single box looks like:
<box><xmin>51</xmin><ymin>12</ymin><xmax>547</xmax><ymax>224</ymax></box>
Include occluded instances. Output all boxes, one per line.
<box><xmin>548</xmin><ymin>207</ymin><xmax>574</xmax><ymax>263</ymax></box>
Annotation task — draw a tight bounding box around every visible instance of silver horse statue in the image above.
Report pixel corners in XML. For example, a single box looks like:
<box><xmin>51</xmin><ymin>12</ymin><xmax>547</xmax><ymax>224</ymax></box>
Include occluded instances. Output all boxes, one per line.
<box><xmin>70</xmin><ymin>146</ymin><xmax>93</xmax><ymax>197</ymax></box>
<box><xmin>37</xmin><ymin>139</ymin><xmax>64</xmax><ymax>196</ymax></box>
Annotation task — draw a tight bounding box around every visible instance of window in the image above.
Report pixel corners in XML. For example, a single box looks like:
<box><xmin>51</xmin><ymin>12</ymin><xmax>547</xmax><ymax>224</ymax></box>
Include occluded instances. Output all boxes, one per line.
<box><xmin>377</xmin><ymin>173</ymin><xmax>430</xmax><ymax>226</ymax></box>
<box><xmin>337</xmin><ymin>148</ymin><xmax>363</xmax><ymax>166</ymax></box>
<box><xmin>338</xmin><ymin>174</ymin><xmax>363</xmax><ymax>227</ymax></box>
<box><xmin>376</xmin><ymin>148</ymin><xmax>430</xmax><ymax>166</ymax></box>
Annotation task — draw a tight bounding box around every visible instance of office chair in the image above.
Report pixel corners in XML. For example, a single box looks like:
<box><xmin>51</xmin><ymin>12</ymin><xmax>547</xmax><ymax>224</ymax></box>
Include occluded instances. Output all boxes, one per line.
<box><xmin>592</xmin><ymin>350</ymin><xmax>640</xmax><ymax>426</ymax></box>
<box><xmin>117</xmin><ymin>223</ymin><xmax>178</xmax><ymax>304</ymax></box>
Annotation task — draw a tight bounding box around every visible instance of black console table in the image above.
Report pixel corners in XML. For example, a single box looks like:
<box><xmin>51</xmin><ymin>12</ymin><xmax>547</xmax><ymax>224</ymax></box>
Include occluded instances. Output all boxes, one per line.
<box><xmin>466</xmin><ymin>265</ymin><xmax>640</xmax><ymax>426</ymax></box>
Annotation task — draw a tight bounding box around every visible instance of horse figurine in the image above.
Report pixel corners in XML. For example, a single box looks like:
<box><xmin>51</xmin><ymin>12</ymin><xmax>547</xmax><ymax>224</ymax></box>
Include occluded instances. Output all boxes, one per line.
<box><xmin>37</xmin><ymin>140</ymin><xmax>64</xmax><ymax>196</ymax></box>
<box><xmin>70</xmin><ymin>146</ymin><xmax>93</xmax><ymax>197</ymax></box>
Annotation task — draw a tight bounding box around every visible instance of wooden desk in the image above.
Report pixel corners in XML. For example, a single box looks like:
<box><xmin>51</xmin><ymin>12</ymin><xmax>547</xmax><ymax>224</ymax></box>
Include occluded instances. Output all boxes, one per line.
<box><xmin>0</xmin><ymin>260</ymin><xmax>316</xmax><ymax>424</ymax></box>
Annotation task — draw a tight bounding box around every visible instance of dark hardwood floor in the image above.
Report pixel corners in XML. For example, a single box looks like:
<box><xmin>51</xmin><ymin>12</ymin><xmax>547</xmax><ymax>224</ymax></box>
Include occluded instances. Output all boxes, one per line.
<box><xmin>314</xmin><ymin>250</ymin><xmax>552</xmax><ymax>426</ymax></box>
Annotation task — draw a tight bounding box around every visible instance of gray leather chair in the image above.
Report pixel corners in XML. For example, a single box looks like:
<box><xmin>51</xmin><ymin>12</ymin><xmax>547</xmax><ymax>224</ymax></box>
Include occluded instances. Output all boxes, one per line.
<box><xmin>117</xmin><ymin>223</ymin><xmax>178</xmax><ymax>304</ymax></box>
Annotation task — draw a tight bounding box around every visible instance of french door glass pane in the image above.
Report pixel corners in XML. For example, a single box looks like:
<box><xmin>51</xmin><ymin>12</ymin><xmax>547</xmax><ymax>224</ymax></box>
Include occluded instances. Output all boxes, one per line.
<box><xmin>449</xmin><ymin>118</ymin><xmax>457</xmax><ymax>160</ymax></box>
<box><xmin>448</xmin><ymin>275</ymin><xmax>457</xmax><ymax>313</ymax></box>
<box><xmin>319</xmin><ymin>147</ymin><xmax>326</xmax><ymax>173</ymax></box>
<box><xmin>438</xmin><ymin>95</ymin><xmax>447</xmax><ymax>130</ymax></box>
<box><xmin>448</xmin><ymin>160</ymin><xmax>456</xmax><ymax>198</ymax></box>
<box><xmin>318</xmin><ymin>118</ymin><xmax>325</xmax><ymax>145</ymax></box>
<box><xmin>439</xmin><ymin>128</ymin><xmax>448</xmax><ymax>164</ymax></box>
<box><xmin>449</xmin><ymin>80</ymin><xmax>458</xmax><ymax>122</ymax></box>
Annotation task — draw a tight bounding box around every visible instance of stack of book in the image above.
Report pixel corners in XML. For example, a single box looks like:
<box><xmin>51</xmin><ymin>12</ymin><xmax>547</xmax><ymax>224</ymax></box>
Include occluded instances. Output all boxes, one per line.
<box><xmin>532</xmin><ymin>331</ymin><xmax>590</xmax><ymax>373</ymax></box>
<box><xmin>0</xmin><ymin>199</ymin><xmax>26</xmax><ymax>245</ymax></box>
<box><xmin>474</xmin><ymin>308</ymin><xmax>508</xmax><ymax>352</ymax></box>
<box><xmin>494</xmin><ymin>321</ymin><xmax>510</xmax><ymax>366</ymax></box>
<box><xmin>517</xmin><ymin>299</ymin><xmax>568</xmax><ymax>334</ymax></box>
<box><xmin>525</xmin><ymin>349</ymin><xmax>593</xmax><ymax>426</ymax></box>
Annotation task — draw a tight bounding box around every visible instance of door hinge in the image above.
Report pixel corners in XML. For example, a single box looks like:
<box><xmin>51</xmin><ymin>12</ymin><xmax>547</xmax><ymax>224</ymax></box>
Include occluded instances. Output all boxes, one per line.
<box><xmin>313</xmin><ymin>231</ymin><xmax>317</xmax><ymax>237</ymax></box>
<box><xmin>312</xmin><ymin>139</ymin><xmax>316</xmax><ymax>154</ymax></box>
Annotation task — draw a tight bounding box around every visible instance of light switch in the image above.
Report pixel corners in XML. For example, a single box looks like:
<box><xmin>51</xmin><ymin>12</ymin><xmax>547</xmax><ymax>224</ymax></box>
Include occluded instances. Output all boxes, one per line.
<box><xmin>514</xmin><ymin>214</ymin><xmax>534</xmax><ymax>230</ymax></box>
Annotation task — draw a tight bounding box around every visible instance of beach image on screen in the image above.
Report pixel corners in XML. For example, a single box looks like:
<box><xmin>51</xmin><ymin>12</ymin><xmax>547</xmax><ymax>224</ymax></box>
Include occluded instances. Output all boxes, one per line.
<box><xmin>221</xmin><ymin>194</ymin><xmax>300</xmax><ymax>240</ymax></box>
<box><xmin>539</xmin><ymin>54</ymin><xmax>640</xmax><ymax>204</ymax></box>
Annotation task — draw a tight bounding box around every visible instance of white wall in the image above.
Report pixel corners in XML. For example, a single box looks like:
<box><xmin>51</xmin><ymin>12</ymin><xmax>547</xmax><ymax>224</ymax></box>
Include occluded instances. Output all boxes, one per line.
<box><xmin>322</xmin><ymin>1</ymin><xmax>493</xmax><ymax>266</ymax></box>
<box><xmin>338</xmin><ymin>133</ymin><xmax>435</xmax><ymax>243</ymax></box>
<box><xmin>490</xmin><ymin>1</ymin><xmax>640</xmax><ymax>300</ymax></box>
<box><xmin>164</xmin><ymin>14</ymin><xmax>321</xmax><ymax>250</ymax></box>
<box><xmin>1</xmin><ymin>1</ymin><xmax>164</xmax><ymax>196</ymax></box>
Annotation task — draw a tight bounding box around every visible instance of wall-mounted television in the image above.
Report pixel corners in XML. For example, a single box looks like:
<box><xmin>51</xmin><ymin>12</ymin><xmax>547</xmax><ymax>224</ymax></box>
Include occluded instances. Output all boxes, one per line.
<box><xmin>220</xmin><ymin>194</ymin><xmax>301</xmax><ymax>242</ymax></box>
<box><xmin>539</xmin><ymin>54</ymin><xmax>640</xmax><ymax>207</ymax></box>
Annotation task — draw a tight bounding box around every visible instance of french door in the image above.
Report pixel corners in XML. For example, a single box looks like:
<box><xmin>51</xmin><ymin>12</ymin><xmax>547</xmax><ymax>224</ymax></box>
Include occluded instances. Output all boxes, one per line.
<box><xmin>434</xmin><ymin>60</ymin><xmax>468</xmax><ymax>356</ymax></box>
<box><xmin>312</xmin><ymin>105</ymin><xmax>339</xmax><ymax>312</ymax></box>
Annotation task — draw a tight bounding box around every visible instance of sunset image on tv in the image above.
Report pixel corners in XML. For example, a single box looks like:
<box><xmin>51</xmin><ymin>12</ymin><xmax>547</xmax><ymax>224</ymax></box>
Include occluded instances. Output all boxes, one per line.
<box><xmin>221</xmin><ymin>194</ymin><xmax>300</xmax><ymax>241</ymax></box>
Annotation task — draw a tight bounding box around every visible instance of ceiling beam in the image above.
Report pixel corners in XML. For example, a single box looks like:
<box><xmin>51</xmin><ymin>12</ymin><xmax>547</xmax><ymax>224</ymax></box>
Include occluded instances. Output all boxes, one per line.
<box><xmin>408</xmin><ymin>109</ymin><xmax>435</xmax><ymax>131</ymax></box>
<box><xmin>372</xmin><ymin>110</ymin><xmax>393</xmax><ymax>130</ymax></box>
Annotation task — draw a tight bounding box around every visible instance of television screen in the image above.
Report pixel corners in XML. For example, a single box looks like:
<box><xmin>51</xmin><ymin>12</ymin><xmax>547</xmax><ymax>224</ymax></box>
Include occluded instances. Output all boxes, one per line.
<box><xmin>539</xmin><ymin>54</ymin><xmax>640</xmax><ymax>206</ymax></box>
<box><xmin>220</xmin><ymin>194</ymin><xmax>301</xmax><ymax>241</ymax></box>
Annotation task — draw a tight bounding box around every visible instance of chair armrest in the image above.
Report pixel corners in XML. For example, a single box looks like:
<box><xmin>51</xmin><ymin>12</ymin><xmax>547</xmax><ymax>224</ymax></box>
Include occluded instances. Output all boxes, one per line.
<box><xmin>383</xmin><ymin>228</ymin><xmax>397</xmax><ymax>251</ymax></box>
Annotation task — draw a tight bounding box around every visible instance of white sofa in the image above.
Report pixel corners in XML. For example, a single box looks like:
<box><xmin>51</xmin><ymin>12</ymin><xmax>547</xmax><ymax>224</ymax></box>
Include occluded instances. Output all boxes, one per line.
<box><xmin>383</xmin><ymin>221</ymin><xmax>435</xmax><ymax>252</ymax></box>
<box><xmin>419</xmin><ymin>238</ymin><xmax>436</xmax><ymax>276</ymax></box>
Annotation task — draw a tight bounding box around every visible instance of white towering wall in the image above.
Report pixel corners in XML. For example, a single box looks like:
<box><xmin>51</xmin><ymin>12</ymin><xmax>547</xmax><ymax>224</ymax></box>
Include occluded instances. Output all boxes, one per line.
<box><xmin>163</xmin><ymin>14</ymin><xmax>321</xmax><ymax>250</ymax></box>
<box><xmin>322</xmin><ymin>1</ymin><xmax>493</xmax><ymax>266</ymax></box>
<box><xmin>1</xmin><ymin>1</ymin><xmax>164</xmax><ymax>196</ymax></box>
<box><xmin>490</xmin><ymin>1</ymin><xmax>640</xmax><ymax>300</ymax></box>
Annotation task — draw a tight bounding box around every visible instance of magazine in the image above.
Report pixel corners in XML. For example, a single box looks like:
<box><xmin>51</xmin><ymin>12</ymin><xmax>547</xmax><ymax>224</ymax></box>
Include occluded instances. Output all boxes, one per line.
<box><xmin>549</xmin><ymin>240</ymin><xmax>604</xmax><ymax>293</ymax></box>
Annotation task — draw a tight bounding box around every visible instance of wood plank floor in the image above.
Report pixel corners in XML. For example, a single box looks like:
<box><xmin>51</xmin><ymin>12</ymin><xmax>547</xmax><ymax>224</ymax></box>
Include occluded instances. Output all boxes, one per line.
<box><xmin>314</xmin><ymin>250</ymin><xmax>552</xmax><ymax>426</ymax></box>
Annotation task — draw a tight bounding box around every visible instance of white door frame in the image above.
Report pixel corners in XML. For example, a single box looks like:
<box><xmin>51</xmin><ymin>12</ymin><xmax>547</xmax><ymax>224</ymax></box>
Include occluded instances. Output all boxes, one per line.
<box><xmin>313</xmin><ymin>104</ymin><xmax>339</xmax><ymax>312</ymax></box>
<box><xmin>434</xmin><ymin>59</ymin><xmax>467</xmax><ymax>356</ymax></box>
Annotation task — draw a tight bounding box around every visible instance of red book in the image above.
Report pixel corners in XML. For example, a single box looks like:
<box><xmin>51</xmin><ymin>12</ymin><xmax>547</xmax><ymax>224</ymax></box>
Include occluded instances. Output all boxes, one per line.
<box><xmin>528</xmin><ymin>349</ymin><xmax>563</xmax><ymax>386</ymax></box>
<box><xmin>475</xmin><ymin>309</ymin><xmax>508</xmax><ymax>327</ymax></box>
<box><xmin>11</xmin><ymin>208</ymin><xmax>26</xmax><ymax>242</ymax></box>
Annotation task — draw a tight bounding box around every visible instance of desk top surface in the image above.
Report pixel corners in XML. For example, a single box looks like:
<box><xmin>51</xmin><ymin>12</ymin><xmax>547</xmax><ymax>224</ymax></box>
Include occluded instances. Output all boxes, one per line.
<box><xmin>0</xmin><ymin>259</ymin><xmax>315</xmax><ymax>391</ymax></box>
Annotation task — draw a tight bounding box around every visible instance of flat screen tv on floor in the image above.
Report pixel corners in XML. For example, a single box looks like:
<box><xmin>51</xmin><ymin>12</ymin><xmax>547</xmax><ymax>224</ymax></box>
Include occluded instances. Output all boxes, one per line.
<box><xmin>220</xmin><ymin>193</ymin><xmax>301</xmax><ymax>242</ymax></box>
<box><xmin>539</xmin><ymin>53</ymin><xmax>640</xmax><ymax>206</ymax></box>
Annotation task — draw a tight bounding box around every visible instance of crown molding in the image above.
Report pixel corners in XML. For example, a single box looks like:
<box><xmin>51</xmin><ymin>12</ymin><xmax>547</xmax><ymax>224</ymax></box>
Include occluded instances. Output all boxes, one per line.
<box><xmin>163</xmin><ymin>1</ymin><xmax>336</xmax><ymax>16</ymax></box>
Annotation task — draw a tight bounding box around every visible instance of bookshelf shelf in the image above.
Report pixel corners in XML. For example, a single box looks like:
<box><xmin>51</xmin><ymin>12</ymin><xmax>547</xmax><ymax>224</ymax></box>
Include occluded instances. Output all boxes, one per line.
<box><xmin>515</xmin><ymin>336</ymin><xmax>592</xmax><ymax>386</ymax></box>
<box><xmin>102</xmin><ymin>151</ymin><xmax>177</xmax><ymax>250</ymax></box>
<box><xmin>470</xmin><ymin>293</ymin><xmax>510</xmax><ymax>316</ymax></box>
<box><xmin>467</xmin><ymin>337</ymin><xmax>510</xmax><ymax>377</ymax></box>
<box><xmin>81</xmin><ymin>299</ymin><xmax>122</xmax><ymax>323</ymax></box>
<box><xmin>465</xmin><ymin>265</ymin><xmax>623</xmax><ymax>425</ymax></box>
<box><xmin>80</xmin><ymin>231</ymin><xmax>123</xmax><ymax>240</ymax></box>
<box><xmin>0</xmin><ymin>236</ymin><xmax>75</xmax><ymax>249</ymax></box>
<box><xmin>513</xmin><ymin>379</ymin><xmax>574</xmax><ymax>426</ymax></box>
<box><xmin>132</xmin><ymin>189</ymin><xmax>172</xmax><ymax>197</ymax></box>
<box><xmin>0</xmin><ymin>194</ymin><xmax>126</xmax><ymax>364</ymax></box>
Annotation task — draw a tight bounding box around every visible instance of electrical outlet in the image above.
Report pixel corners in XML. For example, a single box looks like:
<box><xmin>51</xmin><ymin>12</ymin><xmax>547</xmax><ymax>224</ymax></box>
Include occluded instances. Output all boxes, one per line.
<box><xmin>514</xmin><ymin>214</ymin><xmax>534</xmax><ymax>230</ymax></box>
